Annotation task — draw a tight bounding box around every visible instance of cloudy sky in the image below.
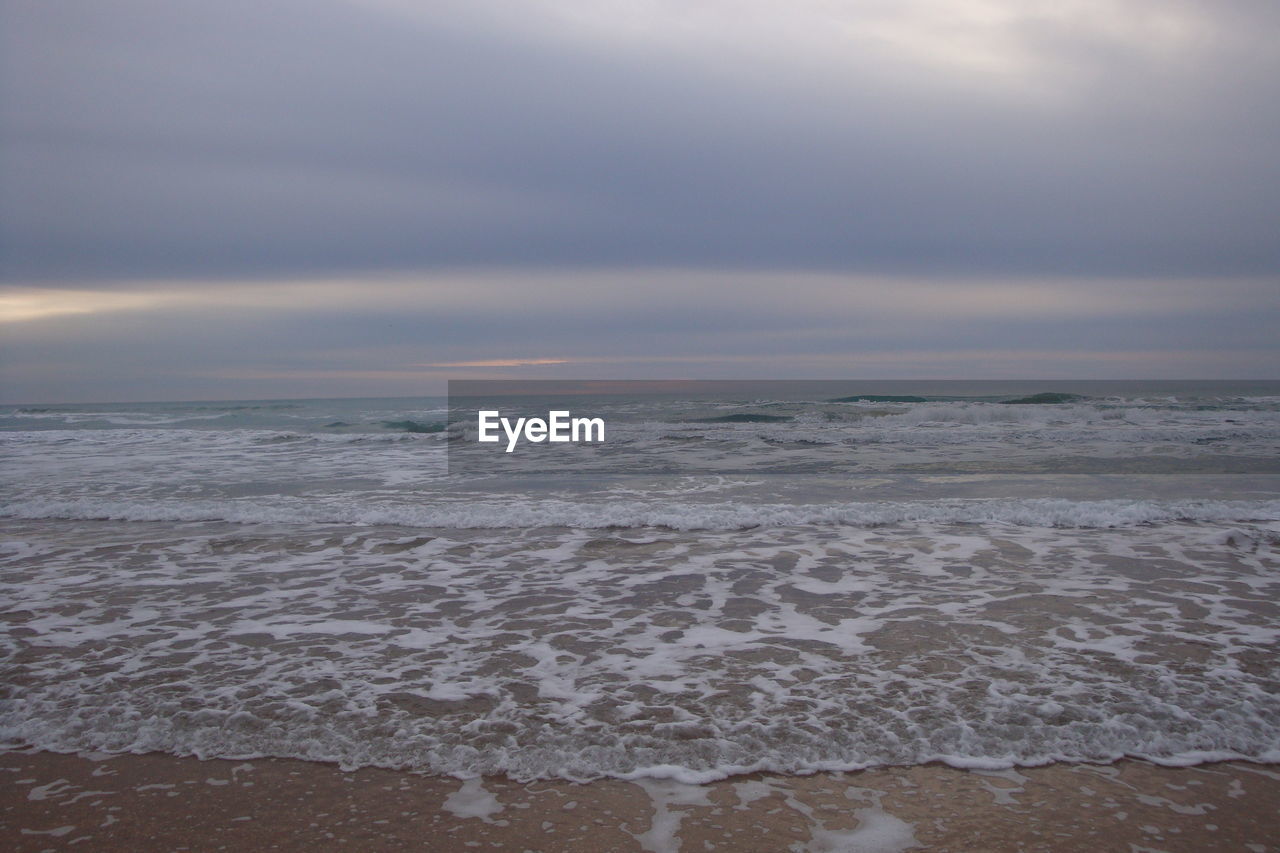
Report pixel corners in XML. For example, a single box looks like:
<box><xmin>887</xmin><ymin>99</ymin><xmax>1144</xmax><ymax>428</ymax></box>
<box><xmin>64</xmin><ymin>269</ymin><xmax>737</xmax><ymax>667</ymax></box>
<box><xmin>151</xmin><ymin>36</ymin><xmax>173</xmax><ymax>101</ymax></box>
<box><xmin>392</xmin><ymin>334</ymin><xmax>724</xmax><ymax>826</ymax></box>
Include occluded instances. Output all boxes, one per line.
<box><xmin>2</xmin><ymin>0</ymin><xmax>1278</xmax><ymax>402</ymax></box>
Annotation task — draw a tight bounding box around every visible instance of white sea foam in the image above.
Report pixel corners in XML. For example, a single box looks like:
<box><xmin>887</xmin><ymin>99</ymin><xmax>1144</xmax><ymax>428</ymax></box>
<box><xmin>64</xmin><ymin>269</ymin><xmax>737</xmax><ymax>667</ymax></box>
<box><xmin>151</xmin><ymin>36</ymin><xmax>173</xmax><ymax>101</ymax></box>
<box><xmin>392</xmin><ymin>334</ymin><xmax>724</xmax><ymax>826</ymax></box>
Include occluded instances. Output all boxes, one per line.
<box><xmin>2</xmin><ymin>518</ymin><xmax>1277</xmax><ymax>782</ymax></box>
<box><xmin>3</xmin><ymin>495</ymin><xmax>1278</xmax><ymax>530</ymax></box>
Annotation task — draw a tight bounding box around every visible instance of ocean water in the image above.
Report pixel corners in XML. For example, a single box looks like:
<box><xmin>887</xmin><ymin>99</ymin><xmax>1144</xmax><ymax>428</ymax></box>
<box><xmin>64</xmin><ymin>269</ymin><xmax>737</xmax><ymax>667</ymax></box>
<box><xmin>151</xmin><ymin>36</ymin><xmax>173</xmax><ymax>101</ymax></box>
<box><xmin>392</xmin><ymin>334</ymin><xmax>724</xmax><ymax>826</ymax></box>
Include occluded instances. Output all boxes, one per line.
<box><xmin>2</xmin><ymin>381</ymin><xmax>1279</xmax><ymax>782</ymax></box>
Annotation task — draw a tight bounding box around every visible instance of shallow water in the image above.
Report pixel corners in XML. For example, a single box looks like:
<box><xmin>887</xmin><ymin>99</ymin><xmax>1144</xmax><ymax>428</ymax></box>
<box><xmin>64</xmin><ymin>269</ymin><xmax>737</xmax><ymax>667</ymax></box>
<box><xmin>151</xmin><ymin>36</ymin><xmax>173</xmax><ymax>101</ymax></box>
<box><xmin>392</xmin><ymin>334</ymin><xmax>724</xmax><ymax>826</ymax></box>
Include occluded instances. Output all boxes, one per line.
<box><xmin>2</xmin><ymin>384</ymin><xmax>1279</xmax><ymax>781</ymax></box>
<box><xmin>4</xmin><ymin>518</ymin><xmax>1278</xmax><ymax>780</ymax></box>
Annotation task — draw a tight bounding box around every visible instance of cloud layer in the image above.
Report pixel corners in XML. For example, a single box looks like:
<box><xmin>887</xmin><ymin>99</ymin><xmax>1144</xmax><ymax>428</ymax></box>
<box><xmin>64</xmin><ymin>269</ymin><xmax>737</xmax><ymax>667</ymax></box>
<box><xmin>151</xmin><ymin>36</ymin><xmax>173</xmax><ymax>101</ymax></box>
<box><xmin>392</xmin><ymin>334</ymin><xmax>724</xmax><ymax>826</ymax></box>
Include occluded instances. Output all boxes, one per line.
<box><xmin>2</xmin><ymin>271</ymin><xmax>1275</xmax><ymax>402</ymax></box>
<box><xmin>5</xmin><ymin>0</ymin><xmax>1278</xmax><ymax>282</ymax></box>
<box><xmin>2</xmin><ymin>1</ymin><xmax>1277</xmax><ymax>399</ymax></box>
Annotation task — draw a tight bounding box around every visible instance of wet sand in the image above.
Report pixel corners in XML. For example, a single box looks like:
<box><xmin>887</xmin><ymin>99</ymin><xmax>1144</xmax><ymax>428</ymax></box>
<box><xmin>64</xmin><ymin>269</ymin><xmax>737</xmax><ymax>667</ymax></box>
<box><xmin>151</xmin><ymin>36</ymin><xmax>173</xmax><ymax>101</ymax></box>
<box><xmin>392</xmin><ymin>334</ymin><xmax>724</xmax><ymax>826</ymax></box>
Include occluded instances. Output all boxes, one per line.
<box><xmin>2</xmin><ymin>749</ymin><xmax>1277</xmax><ymax>851</ymax></box>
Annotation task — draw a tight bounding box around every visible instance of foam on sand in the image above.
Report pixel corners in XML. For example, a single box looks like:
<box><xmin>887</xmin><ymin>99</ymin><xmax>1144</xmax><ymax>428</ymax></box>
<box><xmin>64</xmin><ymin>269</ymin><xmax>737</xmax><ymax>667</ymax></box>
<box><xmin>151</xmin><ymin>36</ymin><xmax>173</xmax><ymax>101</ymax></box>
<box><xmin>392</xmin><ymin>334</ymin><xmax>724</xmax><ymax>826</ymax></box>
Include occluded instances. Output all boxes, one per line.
<box><xmin>3</xmin><ymin>518</ymin><xmax>1277</xmax><ymax>782</ymax></box>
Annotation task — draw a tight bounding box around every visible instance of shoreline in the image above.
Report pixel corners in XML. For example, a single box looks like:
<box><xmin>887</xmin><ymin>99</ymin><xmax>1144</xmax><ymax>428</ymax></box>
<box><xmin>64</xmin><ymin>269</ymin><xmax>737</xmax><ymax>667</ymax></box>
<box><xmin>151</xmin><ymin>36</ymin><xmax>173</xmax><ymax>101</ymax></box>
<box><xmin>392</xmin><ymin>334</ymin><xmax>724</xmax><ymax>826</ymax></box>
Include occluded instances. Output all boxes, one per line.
<box><xmin>4</xmin><ymin>749</ymin><xmax>1277</xmax><ymax>851</ymax></box>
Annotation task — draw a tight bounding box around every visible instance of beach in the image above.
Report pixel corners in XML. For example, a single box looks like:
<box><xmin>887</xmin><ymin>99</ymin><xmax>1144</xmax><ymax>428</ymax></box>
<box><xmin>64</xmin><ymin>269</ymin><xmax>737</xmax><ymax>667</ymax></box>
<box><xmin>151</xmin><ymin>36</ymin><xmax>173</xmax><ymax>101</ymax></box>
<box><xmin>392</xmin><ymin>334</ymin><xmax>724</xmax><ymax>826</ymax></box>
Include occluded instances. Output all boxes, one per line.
<box><xmin>5</xmin><ymin>750</ymin><xmax>1278</xmax><ymax>851</ymax></box>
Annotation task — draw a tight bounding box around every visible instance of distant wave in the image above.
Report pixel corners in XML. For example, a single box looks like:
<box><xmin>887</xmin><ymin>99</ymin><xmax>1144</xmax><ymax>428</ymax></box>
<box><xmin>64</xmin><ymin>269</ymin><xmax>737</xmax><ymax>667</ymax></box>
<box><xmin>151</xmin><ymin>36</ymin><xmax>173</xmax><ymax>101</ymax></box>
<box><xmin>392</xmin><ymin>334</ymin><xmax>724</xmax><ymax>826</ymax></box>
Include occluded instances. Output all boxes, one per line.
<box><xmin>5</xmin><ymin>497</ymin><xmax>1278</xmax><ymax>530</ymax></box>
<box><xmin>829</xmin><ymin>394</ymin><xmax>928</xmax><ymax>403</ymax></box>
<box><xmin>381</xmin><ymin>419</ymin><xmax>447</xmax><ymax>433</ymax></box>
<box><xmin>1002</xmin><ymin>392</ymin><xmax>1086</xmax><ymax>404</ymax></box>
<box><xmin>827</xmin><ymin>392</ymin><xmax>1088</xmax><ymax>404</ymax></box>
<box><xmin>687</xmin><ymin>413</ymin><xmax>793</xmax><ymax>423</ymax></box>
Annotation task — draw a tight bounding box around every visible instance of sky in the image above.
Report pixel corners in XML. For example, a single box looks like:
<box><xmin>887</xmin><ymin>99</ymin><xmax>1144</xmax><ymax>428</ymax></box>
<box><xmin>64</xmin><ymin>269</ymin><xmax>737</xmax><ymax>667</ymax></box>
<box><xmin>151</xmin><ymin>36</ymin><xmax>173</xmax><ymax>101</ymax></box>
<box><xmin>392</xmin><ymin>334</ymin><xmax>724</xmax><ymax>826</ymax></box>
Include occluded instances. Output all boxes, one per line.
<box><xmin>2</xmin><ymin>0</ymin><xmax>1278</xmax><ymax>402</ymax></box>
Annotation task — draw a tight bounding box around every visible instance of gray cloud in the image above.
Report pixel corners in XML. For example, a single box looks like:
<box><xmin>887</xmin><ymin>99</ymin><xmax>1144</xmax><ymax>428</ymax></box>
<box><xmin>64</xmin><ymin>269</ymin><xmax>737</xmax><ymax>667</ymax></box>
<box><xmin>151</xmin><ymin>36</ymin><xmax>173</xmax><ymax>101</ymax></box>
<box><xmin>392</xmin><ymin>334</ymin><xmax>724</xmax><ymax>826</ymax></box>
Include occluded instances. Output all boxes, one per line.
<box><xmin>3</xmin><ymin>1</ymin><xmax>1278</xmax><ymax>400</ymax></box>
<box><xmin>3</xmin><ymin>0</ymin><xmax>1279</xmax><ymax>284</ymax></box>
<box><xmin>3</xmin><ymin>272</ymin><xmax>1276</xmax><ymax>402</ymax></box>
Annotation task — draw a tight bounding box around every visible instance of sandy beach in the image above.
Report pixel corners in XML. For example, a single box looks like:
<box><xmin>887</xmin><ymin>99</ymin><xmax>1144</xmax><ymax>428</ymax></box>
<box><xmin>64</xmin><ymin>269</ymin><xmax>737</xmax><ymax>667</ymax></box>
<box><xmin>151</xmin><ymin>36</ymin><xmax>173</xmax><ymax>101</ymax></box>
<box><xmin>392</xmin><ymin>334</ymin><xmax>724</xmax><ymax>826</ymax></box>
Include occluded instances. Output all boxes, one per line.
<box><xmin>3</xmin><ymin>749</ymin><xmax>1277</xmax><ymax>851</ymax></box>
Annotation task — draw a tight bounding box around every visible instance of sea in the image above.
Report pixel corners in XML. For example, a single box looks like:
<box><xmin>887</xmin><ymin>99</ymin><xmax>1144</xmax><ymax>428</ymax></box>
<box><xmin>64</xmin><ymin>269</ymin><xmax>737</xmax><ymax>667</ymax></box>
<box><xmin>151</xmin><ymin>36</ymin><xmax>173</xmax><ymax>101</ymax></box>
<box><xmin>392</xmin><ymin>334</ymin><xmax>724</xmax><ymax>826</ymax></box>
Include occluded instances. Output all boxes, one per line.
<box><xmin>2</xmin><ymin>380</ymin><xmax>1278</xmax><ymax>783</ymax></box>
